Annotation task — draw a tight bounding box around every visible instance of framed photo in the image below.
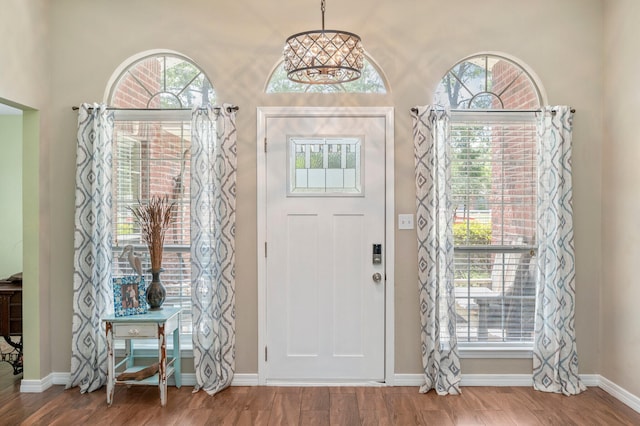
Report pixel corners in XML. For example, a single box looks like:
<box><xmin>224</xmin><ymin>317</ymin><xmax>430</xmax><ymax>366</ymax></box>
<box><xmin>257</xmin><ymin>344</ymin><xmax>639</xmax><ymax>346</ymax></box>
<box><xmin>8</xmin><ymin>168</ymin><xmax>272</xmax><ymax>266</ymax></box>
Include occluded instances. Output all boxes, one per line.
<box><xmin>113</xmin><ymin>276</ymin><xmax>147</xmax><ymax>317</ymax></box>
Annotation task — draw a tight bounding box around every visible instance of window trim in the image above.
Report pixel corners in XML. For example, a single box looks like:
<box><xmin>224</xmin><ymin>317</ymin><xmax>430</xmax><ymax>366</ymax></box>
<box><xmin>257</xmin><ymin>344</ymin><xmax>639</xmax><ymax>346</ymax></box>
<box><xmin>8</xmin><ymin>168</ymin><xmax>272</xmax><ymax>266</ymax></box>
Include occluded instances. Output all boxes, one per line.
<box><xmin>451</xmin><ymin>109</ymin><xmax>537</xmax><ymax>354</ymax></box>
<box><xmin>450</xmin><ymin>110</ymin><xmax>539</xmax><ymax>123</ymax></box>
<box><xmin>459</xmin><ymin>345</ymin><xmax>533</xmax><ymax>359</ymax></box>
<box><xmin>113</xmin><ymin>109</ymin><xmax>191</xmax><ymax>122</ymax></box>
<box><xmin>111</xmin><ymin>111</ymin><xmax>194</xmax><ymax>336</ymax></box>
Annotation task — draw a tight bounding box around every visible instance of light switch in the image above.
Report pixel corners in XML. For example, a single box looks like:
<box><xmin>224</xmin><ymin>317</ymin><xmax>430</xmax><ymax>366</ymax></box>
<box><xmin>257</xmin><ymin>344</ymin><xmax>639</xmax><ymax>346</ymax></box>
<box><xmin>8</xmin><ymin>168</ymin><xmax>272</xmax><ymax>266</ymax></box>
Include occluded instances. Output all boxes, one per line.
<box><xmin>398</xmin><ymin>214</ymin><xmax>414</xmax><ymax>230</ymax></box>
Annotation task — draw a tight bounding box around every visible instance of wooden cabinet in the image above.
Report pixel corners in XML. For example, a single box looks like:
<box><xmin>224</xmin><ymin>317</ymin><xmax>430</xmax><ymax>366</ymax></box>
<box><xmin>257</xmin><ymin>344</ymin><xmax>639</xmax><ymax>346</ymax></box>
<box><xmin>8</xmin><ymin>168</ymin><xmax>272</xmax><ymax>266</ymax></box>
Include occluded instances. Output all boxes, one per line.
<box><xmin>0</xmin><ymin>279</ymin><xmax>22</xmax><ymax>375</ymax></box>
<box><xmin>0</xmin><ymin>280</ymin><xmax>22</xmax><ymax>338</ymax></box>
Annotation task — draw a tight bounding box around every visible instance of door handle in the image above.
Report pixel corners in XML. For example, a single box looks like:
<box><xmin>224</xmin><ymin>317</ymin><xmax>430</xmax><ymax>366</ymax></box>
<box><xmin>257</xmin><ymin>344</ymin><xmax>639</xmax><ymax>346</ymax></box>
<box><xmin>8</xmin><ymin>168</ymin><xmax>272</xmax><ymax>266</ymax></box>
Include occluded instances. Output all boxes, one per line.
<box><xmin>372</xmin><ymin>272</ymin><xmax>382</xmax><ymax>283</ymax></box>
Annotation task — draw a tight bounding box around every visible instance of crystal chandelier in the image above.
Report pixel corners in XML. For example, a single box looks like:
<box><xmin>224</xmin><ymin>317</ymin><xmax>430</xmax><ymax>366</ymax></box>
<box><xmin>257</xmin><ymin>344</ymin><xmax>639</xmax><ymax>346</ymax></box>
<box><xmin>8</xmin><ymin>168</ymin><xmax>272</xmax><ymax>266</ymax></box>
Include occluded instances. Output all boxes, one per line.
<box><xmin>283</xmin><ymin>0</ymin><xmax>364</xmax><ymax>85</ymax></box>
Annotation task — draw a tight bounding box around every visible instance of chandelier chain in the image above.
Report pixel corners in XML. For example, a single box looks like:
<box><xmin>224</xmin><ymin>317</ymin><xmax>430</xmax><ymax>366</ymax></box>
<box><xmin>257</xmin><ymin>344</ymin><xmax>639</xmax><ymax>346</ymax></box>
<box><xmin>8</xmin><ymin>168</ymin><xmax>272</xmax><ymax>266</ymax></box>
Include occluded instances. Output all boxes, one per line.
<box><xmin>321</xmin><ymin>0</ymin><xmax>326</xmax><ymax>30</ymax></box>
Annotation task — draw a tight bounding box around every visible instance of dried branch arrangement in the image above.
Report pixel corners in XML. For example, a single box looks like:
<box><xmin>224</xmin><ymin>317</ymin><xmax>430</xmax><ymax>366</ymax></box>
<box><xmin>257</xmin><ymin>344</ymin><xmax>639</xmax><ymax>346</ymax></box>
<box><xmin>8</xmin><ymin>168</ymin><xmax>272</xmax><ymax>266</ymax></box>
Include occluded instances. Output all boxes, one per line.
<box><xmin>129</xmin><ymin>195</ymin><xmax>176</xmax><ymax>272</ymax></box>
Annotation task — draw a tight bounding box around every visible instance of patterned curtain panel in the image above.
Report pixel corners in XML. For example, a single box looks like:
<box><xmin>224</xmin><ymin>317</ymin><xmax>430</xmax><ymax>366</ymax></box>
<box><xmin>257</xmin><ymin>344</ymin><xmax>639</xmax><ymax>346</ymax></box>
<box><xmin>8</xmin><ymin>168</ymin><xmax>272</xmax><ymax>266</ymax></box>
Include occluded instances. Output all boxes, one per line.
<box><xmin>412</xmin><ymin>106</ymin><xmax>461</xmax><ymax>395</ymax></box>
<box><xmin>68</xmin><ymin>103</ymin><xmax>114</xmax><ymax>393</ymax></box>
<box><xmin>191</xmin><ymin>104</ymin><xmax>237</xmax><ymax>395</ymax></box>
<box><xmin>533</xmin><ymin>106</ymin><xmax>585</xmax><ymax>395</ymax></box>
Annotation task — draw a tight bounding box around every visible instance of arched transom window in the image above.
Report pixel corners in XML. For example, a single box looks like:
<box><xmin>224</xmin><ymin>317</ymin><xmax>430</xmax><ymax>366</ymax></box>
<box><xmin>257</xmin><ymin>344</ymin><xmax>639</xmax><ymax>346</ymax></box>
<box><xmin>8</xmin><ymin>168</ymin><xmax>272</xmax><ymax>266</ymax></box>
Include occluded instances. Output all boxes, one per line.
<box><xmin>434</xmin><ymin>54</ymin><xmax>541</xmax><ymax>109</ymax></box>
<box><xmin>266</xmin><ymin>55</ymin><xmax>387</xmax><ymax>94</ymax></box>
<box><xmin>109</xmin><ymin>53</ymin><xmax>215</xmax><ymax>108</ymax></box>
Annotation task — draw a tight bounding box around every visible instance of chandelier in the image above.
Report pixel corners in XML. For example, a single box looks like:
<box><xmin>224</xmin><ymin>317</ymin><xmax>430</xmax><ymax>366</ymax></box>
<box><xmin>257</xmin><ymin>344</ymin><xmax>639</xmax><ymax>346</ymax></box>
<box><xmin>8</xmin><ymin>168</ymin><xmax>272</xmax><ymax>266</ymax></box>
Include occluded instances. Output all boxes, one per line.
<box><xmin>283</xmin><ymin>0</ymin><xmax>364</xmax><ymax>85</ymax></box>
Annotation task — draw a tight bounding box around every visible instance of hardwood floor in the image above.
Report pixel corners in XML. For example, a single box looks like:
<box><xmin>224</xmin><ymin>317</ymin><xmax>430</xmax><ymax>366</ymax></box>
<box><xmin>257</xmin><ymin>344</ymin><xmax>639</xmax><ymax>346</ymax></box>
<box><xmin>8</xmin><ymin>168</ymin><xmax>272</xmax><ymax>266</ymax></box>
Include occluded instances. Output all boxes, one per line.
<box><xmin>1</xmin><ymin>368</ymin><xmax>639</xmax><ymax>425</ymax></box>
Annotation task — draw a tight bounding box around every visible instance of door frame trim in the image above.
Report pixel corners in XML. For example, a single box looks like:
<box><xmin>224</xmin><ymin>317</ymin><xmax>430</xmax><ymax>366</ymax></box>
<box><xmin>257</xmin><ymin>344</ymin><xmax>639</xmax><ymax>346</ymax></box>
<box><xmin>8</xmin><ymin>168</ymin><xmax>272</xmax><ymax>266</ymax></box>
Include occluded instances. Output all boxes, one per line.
<box><xmin>256</xmin><ymin>107</ymin><xmax>395</xmax><ymax>385</ymax></box>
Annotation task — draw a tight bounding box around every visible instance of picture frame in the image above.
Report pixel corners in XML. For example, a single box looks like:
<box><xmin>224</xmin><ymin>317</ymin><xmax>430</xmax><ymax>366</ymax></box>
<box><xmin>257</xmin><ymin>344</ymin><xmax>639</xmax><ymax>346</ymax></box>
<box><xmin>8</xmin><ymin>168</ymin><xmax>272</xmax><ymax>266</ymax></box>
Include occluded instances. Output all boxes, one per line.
<box><xmin>113</xmin><ymin>276</ymin><xmax>147</xmax><ymax>317</ymax></box>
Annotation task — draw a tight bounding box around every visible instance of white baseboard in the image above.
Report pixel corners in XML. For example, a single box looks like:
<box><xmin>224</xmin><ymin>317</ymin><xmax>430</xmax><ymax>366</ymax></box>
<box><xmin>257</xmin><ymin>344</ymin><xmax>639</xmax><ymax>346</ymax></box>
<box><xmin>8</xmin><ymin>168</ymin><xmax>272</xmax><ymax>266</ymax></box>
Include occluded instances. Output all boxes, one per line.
<box><xmin>580</xmin><ymin>374</ymin><xmax>600</xmax><ymax>387</ymax></box>
<box><xmin>231</xmin><ymin>373</ymin><xmax>259</xmax><ymax>386</ymax></box>
<box><xmin>394</xmin><ymin>373</ymin><xmax>533</xmax><ymax>387</ymax></box>
<box><xmin>599</xmin><ymin>376</ymin><xmax>640</xmax><ymax>414</ymax></box>
<box><xmin>43</xmin><ymin>371</ymin><xmax>258</xmax><ymax>389</ymax></box>
<box><xmin>393</xmin><ymin>374</ymin><xmax>424</xmax><ymax>386</ymax></box>
<box><xmin>36</xmin><ymin>371</ymin><xmax>614</xmax><ymax>389</ymax></box>
<box><xmin>51</xmin><ymin>372</ymin><xmax>70</xmax><ymax>386</ymax></box>
<box><xmin>23</xmin><ymin>371</ymin><xmax>640</xmax><ymax>414</ymax></box>
<box><xmin>20</xmin><ymin>373</ymin><xmax>54</xmax><ymax>393</ymax></box>
<box><xmin>176</xmin><ymin>373</ymin><xmax>259</xmax><ymax>387</ymax></box>
<box><xmin>394</xmin><ymin>373</ymin><xmax>601</xmax><ymax>388</ymax></box>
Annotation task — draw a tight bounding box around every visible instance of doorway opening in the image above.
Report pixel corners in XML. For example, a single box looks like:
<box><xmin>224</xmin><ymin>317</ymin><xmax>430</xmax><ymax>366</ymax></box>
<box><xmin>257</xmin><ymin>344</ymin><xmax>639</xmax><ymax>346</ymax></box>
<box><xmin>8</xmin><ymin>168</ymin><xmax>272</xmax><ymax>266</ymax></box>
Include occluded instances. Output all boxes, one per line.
<box><xmin>0</xmin><ymin>102</ymin><xmax>23</xmax><ymax>390</ymax></box>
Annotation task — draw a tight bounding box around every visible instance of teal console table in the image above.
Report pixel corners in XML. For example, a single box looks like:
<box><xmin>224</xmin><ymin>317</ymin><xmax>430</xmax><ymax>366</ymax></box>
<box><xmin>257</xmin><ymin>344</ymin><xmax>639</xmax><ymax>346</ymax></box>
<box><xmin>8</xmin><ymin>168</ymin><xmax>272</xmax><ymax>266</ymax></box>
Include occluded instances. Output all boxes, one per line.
<box><xmin>103</xmin><ymin>306</ymin><xmax>182</xmax><ymax>406</ymax></box>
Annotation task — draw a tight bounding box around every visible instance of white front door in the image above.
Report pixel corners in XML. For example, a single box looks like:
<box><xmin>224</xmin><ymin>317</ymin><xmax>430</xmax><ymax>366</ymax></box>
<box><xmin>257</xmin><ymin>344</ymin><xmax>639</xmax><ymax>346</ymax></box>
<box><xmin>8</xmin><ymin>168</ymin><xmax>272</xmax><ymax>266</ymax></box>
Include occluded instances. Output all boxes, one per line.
<box><xmin>262</xmin><ymin>109</ymin><xmax>388</xmax><ymax>382</ymax></box>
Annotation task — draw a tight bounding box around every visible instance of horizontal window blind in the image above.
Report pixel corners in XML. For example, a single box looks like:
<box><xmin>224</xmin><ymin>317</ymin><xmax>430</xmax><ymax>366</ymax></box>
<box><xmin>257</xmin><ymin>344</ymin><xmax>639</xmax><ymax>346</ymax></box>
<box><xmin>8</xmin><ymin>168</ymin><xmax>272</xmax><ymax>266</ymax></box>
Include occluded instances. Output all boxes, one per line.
<box><xmin>111</xmin><ymin>119</ymin><xmax>193</xmax><ymax>334</ymax></box>
<box><xmin>451</xmin><ymin>114</ymin><xmax>537</xmax><ymax>344</ymax></box>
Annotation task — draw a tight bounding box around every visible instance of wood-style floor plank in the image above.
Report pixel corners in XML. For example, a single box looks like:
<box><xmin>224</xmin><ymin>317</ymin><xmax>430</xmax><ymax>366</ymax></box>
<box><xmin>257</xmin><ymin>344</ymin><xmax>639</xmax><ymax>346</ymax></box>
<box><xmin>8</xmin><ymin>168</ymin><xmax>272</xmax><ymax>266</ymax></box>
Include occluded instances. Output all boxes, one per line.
<box><xmin>419</xmin><ymin>410</ymin><xmax>455</xmax><ymax>426</ymax></box>
<box><xmin>301</xmin><ymin>387</ymin><xmax>330</xmax><ymax>412</ymax></box>
<box><xmin>1</xmin><ymin>364</ymin><xmax>640</xmax><ymax>426</ymax></box>
<box><xmin>330</xmin><ymin>392</ymin><xmax>360</xmax><ymax>425</ymax></box>
<box><xmin>268</xmin><ymin>392</ymin><xmax>302</xmax><ymax>425</ymax></box>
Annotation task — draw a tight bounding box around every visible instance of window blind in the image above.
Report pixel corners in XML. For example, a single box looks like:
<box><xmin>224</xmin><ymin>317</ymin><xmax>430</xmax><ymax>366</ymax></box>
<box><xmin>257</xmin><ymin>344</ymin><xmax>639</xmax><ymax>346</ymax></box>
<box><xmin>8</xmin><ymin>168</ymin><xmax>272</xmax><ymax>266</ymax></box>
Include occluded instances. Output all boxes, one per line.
<box><xmin>450</xmin><ymin>113</ymin><xmax>537</xmax><ymax>344</ymax></box>
<box><xmin>111</xmin><ymin>118</ymin><xmax>193</xmax><ymax>334</ymax></box>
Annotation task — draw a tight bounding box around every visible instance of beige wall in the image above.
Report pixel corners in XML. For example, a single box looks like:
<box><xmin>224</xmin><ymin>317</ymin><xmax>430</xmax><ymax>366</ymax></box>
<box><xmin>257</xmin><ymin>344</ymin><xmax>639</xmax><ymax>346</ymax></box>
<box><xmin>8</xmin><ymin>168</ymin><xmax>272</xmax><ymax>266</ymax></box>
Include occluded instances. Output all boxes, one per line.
<box><xmin>0</xmin><ymin>0</ymin><xmax>51</xmax><ymax>380</ymax></box>
<box><xmin>602</xmin><ymin>0</ymin><xmax>640</xmax><ymax>397</ymax></box>
<box><xmin>0</xmin><ymin>0</ymin><xmax>610</xmax><ymax>383</ymax></box>
<box><xmin>0</xmin><ymin>1</ymin><xmax>50</xmax><ymax>107</ymax></box>
<box><xmin>45</xmin><ymin>0</ymin><xmax>603</xmax><ymax>378</ymax></box>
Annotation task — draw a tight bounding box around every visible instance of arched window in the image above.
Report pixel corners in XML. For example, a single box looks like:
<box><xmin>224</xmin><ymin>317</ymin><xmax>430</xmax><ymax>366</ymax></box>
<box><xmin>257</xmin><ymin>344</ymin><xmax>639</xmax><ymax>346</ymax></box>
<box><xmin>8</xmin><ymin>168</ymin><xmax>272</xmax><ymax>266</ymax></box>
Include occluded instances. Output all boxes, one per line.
<box><xmin>265</xmin><ymin>55</ymin><xmax>387</xmax><ymax>94</ymax></box>
<box><xmin>110</xmin><ymin>53</ymin><xmax>215</xmax><ymax>108</ymax></box>
<box><xmin>434</xmin><ymin>54</ymin><xmax>541</xmax><ymax>109</ymax></box>
<box><xmin>435</xmin><ymin>54</ymin><xmax>544</xmax><ymax>348</ymax></box>
<box><xmin>108</xmin><ymin>53</ymin><xmax>214</xmax><ymax>335</ymax></box>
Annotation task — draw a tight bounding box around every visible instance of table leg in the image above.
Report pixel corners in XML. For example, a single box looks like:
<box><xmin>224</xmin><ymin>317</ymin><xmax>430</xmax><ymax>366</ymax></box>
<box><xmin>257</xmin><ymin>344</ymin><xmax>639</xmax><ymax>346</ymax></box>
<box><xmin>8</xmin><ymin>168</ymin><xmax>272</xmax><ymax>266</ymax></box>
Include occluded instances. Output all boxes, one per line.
<box><xmin>106</xmin><ymin>322</ymin><xmax>115</xmax><ymax>406</ymax></box>
<box><xmin>158</xmin><ymin>323</ymin><xmax>167</xmax><ymax>407</ymax></box>
<box><xmin>173</xmin><ymin>328</ymin><xmax>181</xmax><ymax>388</ymax></box>
<box><xmin>125</xmin><ymin>339</ymin><xmax>133</xmax><ymax>369</ymax></box>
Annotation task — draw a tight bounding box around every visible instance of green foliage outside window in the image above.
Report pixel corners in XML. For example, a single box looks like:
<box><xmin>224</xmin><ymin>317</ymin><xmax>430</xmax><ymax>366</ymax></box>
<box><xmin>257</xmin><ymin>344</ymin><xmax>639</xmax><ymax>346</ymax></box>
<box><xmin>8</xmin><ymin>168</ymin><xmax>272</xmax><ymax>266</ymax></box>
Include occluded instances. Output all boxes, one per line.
<box><xmin>116</xmin><ymin>222</ymin><xmax>135</xmax><ymax>236</ymax></box>
<box><xmin>454</xmin><ymin>221</ymin><xmax>492</xmax><ymax>281</ymax></box>
<box><xmin>453</xmin><ymin>221</ymin><xmax>492</xmax><ymax>246</ymax></box>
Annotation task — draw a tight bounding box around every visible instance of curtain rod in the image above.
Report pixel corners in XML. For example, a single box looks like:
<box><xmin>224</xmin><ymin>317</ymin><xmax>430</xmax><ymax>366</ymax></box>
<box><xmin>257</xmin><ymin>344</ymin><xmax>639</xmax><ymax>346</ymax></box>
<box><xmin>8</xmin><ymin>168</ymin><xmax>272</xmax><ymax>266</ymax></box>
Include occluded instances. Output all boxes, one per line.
<box><xmin>72</xmin><ymin>105</ymin><xmax>240</xmax><ymax>113</ymax></box>
<box><xmin>410</xmin><ymin>107</ymin><xmax>575</xmax><ymax>114</ymax></box>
